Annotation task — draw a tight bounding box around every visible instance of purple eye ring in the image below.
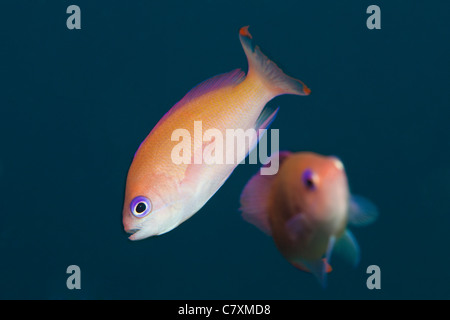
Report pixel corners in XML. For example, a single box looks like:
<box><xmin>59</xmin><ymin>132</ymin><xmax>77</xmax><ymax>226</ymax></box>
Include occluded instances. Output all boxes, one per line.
<box><xmin>130</xmin><ymin>196</ymin><xmax>152</xmax><ymax>218</ymax></box>
<box><xmin>302</xmin><ymin>168</ymin><xmax>317</xmax><ymax>191</ymax></box>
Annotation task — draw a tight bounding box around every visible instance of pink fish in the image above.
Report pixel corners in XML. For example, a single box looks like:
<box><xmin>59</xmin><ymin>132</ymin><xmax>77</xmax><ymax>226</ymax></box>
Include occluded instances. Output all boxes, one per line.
<box><xmin>240</xmin><ymin>151</ymin><xmax>378</xmax><ymax>286</ymax></box>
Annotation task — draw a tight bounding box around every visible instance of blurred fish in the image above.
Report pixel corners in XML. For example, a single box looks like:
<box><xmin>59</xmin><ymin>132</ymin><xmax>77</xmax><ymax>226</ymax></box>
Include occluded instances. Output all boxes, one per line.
<box><xmin>123</xmin><ymin>27</ymin><xmax>310</xmax><ymax>240</ymax></box>
<box><xmin>240</xmin><ymin>151</ymin><xmax>378</xmax><ymax>286</ymax></box>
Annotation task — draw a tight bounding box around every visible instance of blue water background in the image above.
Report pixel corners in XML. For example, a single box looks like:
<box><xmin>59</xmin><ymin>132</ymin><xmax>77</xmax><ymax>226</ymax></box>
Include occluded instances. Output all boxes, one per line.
<box><xmin>0</xmin><ymin>1</ymin><xmax>449</xmax><ymax>299</ymax></box>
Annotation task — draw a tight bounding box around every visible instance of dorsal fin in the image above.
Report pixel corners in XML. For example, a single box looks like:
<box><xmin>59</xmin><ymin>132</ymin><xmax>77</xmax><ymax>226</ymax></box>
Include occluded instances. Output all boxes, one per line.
<box><xmin>176</xmin><ymin>68</ymin><xmax>245</xmax><ymax>106</ymax></box>
<box><xmin>157</xmin><ymin>68</ymin><xmax>246</xmax><ymax>124</ymax></box>
<box><xmin>348</xmin><ymin>195</ymin><xmax>379</xmax><ymax>226</ymax></box>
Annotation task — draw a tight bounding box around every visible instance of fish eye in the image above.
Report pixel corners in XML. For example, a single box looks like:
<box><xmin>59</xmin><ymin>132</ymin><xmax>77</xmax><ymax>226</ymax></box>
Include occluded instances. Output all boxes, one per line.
<box><xmin>130</xmin><ymin>196</ymin><xmax>152</xmax><ymax>218</ymax></box>
<box><xmin>302</xmin><ymin>169</ymin><xmax>318</xmax><ymax>191</ymax></box>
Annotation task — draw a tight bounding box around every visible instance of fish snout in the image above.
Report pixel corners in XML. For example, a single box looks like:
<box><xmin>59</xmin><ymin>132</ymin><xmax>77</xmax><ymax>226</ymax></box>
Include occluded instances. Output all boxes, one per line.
<box><xmin>123</xmin><ymin>215</ymin><xmax>155</xmax><ymax>240</ymax></box>
<box><xmin>123</xmin><ymin>215</ymin><xmax>142</xmax><ymax>237</ymax></box>
<box><xmin>124</xmin><ymin>222</ymin><xmax>145</xmax><ymax>240</ymax></box>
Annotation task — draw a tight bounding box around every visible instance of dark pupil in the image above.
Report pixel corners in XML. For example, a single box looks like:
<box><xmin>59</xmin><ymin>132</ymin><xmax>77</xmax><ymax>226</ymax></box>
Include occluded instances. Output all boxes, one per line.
<box><xmin>136</xmin><ymin>202</ymin><xmax>147</xmax><ymax>214</ymax></box>
<box><xmin>306</xmin><ymin>178</ymin><xmax>314</xmax><ymax>189</ymax></box>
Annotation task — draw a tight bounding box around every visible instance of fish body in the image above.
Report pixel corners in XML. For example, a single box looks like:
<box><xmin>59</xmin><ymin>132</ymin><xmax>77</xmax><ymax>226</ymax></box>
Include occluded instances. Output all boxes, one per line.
<box><xmin>123</xmin><ymin>27</ymin><xmax>310</xmax><ymax>240</ymax></box>
<box><xmin>240</xmin><ymin>151</ymin><xmax>378</xmax><ymax>286</ymax></box>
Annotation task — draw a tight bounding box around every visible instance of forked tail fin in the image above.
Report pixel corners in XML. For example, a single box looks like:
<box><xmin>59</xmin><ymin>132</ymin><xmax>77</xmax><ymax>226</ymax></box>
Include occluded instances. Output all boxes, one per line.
<box><xmin>239</xmin><ymin>26</ymin><xmax>311</xmax><ymax>97</ymax></box>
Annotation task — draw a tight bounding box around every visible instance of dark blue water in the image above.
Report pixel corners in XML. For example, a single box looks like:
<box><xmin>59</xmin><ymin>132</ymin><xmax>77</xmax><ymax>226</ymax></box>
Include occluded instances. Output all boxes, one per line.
<box><xmin>0</xmin><ymin>1</ymin><xmax>449</xmax><ymax>299</ymax></box>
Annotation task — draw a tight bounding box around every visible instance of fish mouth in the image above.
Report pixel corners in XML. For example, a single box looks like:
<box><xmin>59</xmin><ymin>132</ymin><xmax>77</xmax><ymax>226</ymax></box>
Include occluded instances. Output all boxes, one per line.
<box><xmin>125</xmin><ymin>228</ymin><xmax>141</xmax><ymax>240</ymax></box>
<box><xmin>125</xmin><ymin>228</ymin><xmax>140</xmax><ymax>235</ymax></box>
<box><xmin>125</xmin><ymin>227</ymin><xmax>148</xmax><ymax>241</ymax></box>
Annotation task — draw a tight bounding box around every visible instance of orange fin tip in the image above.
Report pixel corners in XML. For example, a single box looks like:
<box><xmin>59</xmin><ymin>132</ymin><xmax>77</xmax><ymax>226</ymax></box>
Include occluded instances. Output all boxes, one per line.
<box><xmin>239</xmin><ymin>26</ymin><xmax>252</xmax><ymax>38</ymax></box>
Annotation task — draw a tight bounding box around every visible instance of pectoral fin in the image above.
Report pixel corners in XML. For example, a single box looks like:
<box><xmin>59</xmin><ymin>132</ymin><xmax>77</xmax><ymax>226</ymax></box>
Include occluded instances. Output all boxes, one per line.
<box><xmin>348</xmin><ymin>195</ymin><xmax>379</xmax><ymax>226</ymax></box>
